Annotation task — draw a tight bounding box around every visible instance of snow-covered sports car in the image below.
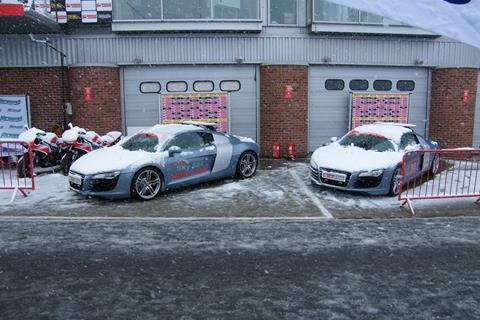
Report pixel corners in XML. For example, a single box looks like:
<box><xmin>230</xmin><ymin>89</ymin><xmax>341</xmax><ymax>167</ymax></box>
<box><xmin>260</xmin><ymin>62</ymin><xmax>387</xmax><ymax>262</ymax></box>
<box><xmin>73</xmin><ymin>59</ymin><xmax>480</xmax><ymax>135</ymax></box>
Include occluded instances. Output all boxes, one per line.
<box><xmin>68</xmin><ymin>123</ymin><xmax>259</xmax><ymax>200</ymax></box>
<box><xmin>310</xmin><ymin>123</ymin><xmax>439</xmax><ymax>196</ymax></box>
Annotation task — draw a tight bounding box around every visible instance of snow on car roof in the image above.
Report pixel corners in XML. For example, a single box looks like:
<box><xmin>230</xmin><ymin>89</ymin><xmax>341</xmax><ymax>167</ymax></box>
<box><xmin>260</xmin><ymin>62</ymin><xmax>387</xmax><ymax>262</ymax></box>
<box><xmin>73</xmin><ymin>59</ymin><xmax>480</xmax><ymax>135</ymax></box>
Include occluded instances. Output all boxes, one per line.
<box><xmin>145</xmin><ymin>124</ymin><xmax>203</xmax><ymax>135</ymax></box>
<box><xmin>353</xmin><ymin>124</ymin><xmax>412</xmax><ymax>143</ymax></box>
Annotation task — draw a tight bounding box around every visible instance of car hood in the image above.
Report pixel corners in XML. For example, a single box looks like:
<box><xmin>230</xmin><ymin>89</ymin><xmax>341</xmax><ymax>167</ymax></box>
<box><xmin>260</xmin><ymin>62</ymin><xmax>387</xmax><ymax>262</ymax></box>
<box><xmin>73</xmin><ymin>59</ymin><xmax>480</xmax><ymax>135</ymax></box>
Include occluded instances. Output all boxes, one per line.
<box><xmin>70</xmin><ymin>146</ymin><xmax>167</xmax><ymax>175</ymax></box>
<box><xmin>311</xmin><ymin>144</ymin><xmax>403</xmax><ymax>173</ymax></box>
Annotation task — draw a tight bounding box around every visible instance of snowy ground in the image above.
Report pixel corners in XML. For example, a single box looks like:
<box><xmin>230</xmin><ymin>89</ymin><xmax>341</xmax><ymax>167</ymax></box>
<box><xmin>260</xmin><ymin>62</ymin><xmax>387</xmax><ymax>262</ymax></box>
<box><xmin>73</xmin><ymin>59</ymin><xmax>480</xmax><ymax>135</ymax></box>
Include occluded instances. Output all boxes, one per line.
<box><xmin>0</xmin><ymin>162</ymin><xmax>478</xmax><ymax>219</ymax></box>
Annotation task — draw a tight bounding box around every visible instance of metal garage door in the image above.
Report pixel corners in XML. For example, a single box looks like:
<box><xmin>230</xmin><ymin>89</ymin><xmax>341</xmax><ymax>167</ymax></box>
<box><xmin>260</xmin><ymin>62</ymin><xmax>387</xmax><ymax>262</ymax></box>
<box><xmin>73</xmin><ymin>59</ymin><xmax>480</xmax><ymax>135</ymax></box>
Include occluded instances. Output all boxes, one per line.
<box><xmin>122</xmin><ymin>65</ymin><xmax>258</xmax><ymax>140</ymax></box>
<box><xmin>308</xmin><ymin>66</ymin><xmax>430</xmax><ymax>152</ymax></box>
<box><xmin>473</xmin><ymin>72</ymin><xmax>480</xmax><ymax>148</ymax></box>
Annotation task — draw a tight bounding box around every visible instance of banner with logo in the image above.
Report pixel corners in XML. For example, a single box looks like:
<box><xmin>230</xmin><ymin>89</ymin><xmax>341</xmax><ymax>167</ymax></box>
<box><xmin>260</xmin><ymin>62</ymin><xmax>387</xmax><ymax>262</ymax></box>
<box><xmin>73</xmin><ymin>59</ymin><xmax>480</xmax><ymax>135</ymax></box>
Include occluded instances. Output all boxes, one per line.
<box><xmin>0</xmin><ymin>96</ymin><xmax>31</xmax><ymax>140</ymax></box>
<box><xmin>323</xmin><ymin>0</ymin><xmax>480</xmax><ymax>49</ymax></box>
<box><xmin>160</xmin><ymin>93</ymin><xmax>229</xmax><ymax>133</ymax></box>
<box><xmin>350</xmin><ymin>93</ymin><xmax>409</xmax><ymax>130</ymax></box>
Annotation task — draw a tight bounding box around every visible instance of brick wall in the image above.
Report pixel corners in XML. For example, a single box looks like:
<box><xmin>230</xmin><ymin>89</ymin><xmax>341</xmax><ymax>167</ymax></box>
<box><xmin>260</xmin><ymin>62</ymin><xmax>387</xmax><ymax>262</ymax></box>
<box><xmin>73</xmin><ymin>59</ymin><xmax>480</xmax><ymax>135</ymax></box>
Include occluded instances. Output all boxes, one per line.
<box><xmin>430</xmin><ymin>68</ymin><xmax>478</xmax><ymax>148</ymax></box>
<box><xmin>260</xmin><ymin>65</ymin><xmax>308</xmax><ymax>158</ymax></box>
<box><xmin>0</xmin><ymin>68</ymin><xmax>66</xmax><ymax>131</ymax></box>
<box><xmin>69</xmin><ymin>66</ymin><xmax>122</xmax><ymax>134</ymax></box>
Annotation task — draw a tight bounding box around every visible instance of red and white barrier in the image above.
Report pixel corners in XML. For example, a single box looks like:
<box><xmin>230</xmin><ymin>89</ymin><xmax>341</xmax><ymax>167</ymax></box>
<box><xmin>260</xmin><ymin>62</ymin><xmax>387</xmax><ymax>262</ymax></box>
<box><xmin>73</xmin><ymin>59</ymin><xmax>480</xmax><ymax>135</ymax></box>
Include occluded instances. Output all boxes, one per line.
<box><xmin>0</xmin><ymin>140</ymin><xmax>35</xmax><ymax>203</ymax></box>
<box><xmin>399</xmin><ymin>149</ymin><xmax>480</xmax><ymax>215</ymax></box>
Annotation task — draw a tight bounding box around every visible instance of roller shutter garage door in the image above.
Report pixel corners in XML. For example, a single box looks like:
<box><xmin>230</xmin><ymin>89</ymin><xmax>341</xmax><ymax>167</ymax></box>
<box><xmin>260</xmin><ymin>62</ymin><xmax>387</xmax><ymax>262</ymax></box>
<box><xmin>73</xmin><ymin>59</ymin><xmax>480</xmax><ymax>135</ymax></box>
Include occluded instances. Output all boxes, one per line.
<box><xmin>122</xmin><ymin>65</ymin><xmax>258</xmax><ymax>140</ymax></box>
<box><xmin>308</xmin><ymin>66</ymin><xmax>430</xmax><ymax>152</ymax></box>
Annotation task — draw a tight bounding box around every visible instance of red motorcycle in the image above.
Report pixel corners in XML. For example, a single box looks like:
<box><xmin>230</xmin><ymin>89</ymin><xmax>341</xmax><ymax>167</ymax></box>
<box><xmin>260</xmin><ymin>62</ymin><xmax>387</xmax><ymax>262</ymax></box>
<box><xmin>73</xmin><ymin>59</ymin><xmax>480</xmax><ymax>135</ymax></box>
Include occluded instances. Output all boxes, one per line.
<box><xmin>60</xmin><ymin>124</ymin><xmax>122</xmax><ymax>175</ymax></box>
<box><xmin>17</xmin><ymin>127</ymin><xmax>67</xmax><ymax>178</ymax></box>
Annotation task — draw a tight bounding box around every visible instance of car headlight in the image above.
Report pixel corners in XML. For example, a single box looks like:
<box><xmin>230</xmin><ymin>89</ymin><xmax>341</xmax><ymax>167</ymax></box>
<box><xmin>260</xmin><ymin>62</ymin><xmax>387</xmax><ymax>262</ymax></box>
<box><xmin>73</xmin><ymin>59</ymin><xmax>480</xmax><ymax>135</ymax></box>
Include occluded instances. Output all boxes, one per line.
<box><xmin>358</xmin><ymin>169</ymin><xmax>384</xmax><ymax>177</ymax></box>
<box><xmin>92</xmin><ymin>171</ymin><xmax>121</xmax><ymax>180</ymax></box>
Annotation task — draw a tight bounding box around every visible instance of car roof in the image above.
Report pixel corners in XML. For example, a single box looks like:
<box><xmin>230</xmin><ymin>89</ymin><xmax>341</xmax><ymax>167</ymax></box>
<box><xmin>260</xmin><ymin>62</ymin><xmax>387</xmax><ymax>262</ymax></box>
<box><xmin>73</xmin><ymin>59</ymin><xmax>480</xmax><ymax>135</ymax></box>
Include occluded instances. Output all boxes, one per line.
<box><xmin>145</xmin><ymin>124</ymin><xmax>205</xmax><ymax>135</ymax></box>
<box><xmin>353</xmin><ymin>123</ymin><xmax>413</xmax><ymax>143</ymax></box>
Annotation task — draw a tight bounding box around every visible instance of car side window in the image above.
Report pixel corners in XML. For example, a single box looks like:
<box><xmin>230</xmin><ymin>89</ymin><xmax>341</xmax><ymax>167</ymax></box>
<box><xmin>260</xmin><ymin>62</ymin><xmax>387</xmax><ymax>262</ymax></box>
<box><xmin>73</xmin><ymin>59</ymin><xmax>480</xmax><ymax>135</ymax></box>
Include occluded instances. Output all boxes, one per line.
<box><xmin>166</xmin><ymin>132</ymin><xmax>206</xmax><ymax>150</ymax></box>
<box><xmin>400</xmin><ymin>133</ymin><xmax>420</xmax><ymax>150</ymax></box>
<box><xmin>198</xmin><ymin>132</ymin><xmax>214</xmax><ymax>145</ymax></box>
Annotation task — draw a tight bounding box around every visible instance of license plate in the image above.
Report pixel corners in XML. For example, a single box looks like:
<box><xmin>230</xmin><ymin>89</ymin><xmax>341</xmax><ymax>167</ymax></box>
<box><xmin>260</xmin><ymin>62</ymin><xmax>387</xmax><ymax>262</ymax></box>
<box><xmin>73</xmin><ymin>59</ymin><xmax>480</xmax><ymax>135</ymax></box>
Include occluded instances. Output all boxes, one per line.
<box><xmin>321</xmin><ymin>171</ymin><xmax>346</xmax><ymax>182</ymax></box>
<box><xmin>68</xmin><ymin>174</ymin><xmax>82</xmax><ymax>186</ymax></box>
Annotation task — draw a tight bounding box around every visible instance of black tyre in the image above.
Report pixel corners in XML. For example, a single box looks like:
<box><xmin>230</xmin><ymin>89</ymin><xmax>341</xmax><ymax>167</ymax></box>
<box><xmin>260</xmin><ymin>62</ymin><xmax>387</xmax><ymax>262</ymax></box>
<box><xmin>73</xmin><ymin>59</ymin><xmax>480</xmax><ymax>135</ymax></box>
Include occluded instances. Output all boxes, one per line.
<box><xmin>430</xmin><ymin>155</ymin><xmax>440</xmax><ymax>176</ymax></box>
<box><xmin>131</xmin><ymin>167</ymin><xmax>163</xmax><ymax>201</ymax></box>
<box><xmin>17</xmin><ymin>155</ymin><xmax>32</xmax><ymax>178</ymax></box>
<box><xmin>60</xmin><ymin>152</ymin><xmax>73</xmax><ymax>175</ymax></box>
<box><xmin>236</xmin><ymin>151</ymin><xmax>258</xmax><ymax>179</ymax></box>
<box><xmin>389</xmin><ymin>167</ymin><xmax>402</xmax><ymax>197</ymax></box>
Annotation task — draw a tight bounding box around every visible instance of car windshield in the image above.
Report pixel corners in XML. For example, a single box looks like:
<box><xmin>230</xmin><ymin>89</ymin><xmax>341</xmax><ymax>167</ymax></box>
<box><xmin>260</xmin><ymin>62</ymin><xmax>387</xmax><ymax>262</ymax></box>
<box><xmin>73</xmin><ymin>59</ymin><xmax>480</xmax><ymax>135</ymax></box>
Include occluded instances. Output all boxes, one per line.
<box><xmin>121</xmin><ymin>134</ymin><xmax>160</xmax><ymax>153</ymax></box>
<box><xmin>339</xmin><ymin>132</ymin><xmax>396</xmax><ymax>152</ymax></box>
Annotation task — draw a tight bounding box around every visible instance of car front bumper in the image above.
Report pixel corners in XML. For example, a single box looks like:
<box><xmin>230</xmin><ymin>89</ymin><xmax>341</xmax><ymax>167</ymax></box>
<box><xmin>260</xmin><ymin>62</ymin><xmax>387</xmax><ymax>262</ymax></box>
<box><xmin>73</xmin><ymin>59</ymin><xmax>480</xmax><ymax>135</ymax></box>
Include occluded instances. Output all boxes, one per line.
<box><xmin>310</xmin><ymin>165</ymin><xmax>394</xmax><ymax>196</ymax></box>
<box><xmin>68</xmin><ymin>170</ymin><xmax>135</xmax><ymax>199</ymax></box>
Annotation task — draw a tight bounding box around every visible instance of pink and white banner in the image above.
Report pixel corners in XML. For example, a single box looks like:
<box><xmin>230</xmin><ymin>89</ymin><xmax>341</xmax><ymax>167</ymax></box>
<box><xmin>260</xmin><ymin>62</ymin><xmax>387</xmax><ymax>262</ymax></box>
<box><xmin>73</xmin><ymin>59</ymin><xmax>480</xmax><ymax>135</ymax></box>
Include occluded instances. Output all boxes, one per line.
<box><xmin>161</xmin><ymin>93</ymin><xmax>229</xmax><ymax>133</ymax></box>
<box><xmin>323</xmin><ymin>0</ymin><xmax>480</xmax><ymax>48</ymax></box>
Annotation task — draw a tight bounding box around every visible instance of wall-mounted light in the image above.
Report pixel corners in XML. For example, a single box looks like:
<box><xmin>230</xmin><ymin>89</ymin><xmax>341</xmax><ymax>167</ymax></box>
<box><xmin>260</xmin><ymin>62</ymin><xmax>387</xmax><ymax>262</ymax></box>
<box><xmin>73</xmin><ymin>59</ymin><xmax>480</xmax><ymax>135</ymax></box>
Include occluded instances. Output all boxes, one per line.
<box><xmin>235</xmin><ymin>56</ymin><xmax>244</xmax><ymax>64</ymax></box>
<box><xmin>414</xmin><ymin>58</ymin><xmax>424</xmax><ymax>65</ymax></box>
<box><xmin>132</xmin><ymin>57</ymin><xmax>142</xmax><ymax>64</ymax></box>
<box><xmin>323</xmin><ymin>56</ymin><xmax>332</xmax><ymax>63</ymax></box>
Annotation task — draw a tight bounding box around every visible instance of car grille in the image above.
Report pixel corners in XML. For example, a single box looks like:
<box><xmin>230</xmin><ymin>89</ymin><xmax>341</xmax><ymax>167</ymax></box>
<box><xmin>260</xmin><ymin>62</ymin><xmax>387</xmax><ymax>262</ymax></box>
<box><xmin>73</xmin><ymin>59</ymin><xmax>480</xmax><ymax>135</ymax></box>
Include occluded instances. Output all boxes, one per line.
<box><xmin>91</xmin><ymin>177</ymin><xmax>119</xmax><ymax>192</ymax></box>
<box><xmin>355</xmin><ymin>175</ymin><xmax>384</xmax><ymax>189</ymax></box>
<box><xmin>310</xmin><ymin>166</ymin><xmax>319</xmax><ymax>180</ymax></box>
<box><xmin>318</xmin><ymin>167</ymin><xmax>351</xmax><ymax>188</ymax></box>
<box><xmin>69</xmin><ymin>171</ymin><xmax>84</xmax><ymax>191</ymax></box>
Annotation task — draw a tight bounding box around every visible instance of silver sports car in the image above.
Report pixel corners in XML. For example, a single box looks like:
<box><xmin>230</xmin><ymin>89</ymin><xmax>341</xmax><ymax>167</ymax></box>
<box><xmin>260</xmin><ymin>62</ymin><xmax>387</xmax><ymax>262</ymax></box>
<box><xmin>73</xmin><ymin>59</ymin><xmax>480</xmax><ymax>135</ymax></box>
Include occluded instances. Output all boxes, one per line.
<box><xmin>68</xmin><ymin>123</ymin><xmax>259</xmax><ymax>200</ymax></box>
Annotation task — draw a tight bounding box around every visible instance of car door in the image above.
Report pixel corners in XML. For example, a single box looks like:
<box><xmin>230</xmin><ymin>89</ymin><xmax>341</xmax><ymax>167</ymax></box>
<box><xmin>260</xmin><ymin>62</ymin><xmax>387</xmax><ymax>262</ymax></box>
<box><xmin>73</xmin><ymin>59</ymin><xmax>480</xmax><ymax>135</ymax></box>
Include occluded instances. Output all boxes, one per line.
<box><xmin>163</xmin><ymin>131</ymin><xmax>217</xmax><ymax>187</ymax></box>
<box><xmin>400</xmin><ymin>132</ymin><xmax>423</xmax><ymax>181</ymax></box>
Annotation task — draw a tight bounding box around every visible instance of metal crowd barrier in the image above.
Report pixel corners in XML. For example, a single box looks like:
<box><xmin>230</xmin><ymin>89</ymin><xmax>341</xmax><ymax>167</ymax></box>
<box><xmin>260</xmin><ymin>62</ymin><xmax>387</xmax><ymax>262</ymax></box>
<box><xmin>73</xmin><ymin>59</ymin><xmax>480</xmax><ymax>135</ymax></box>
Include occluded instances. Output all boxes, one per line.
<box><xmin>399</xmin><ymin>149</ymin><xmax>480</xmax><ymax>215</ymax></box>
<box><xmin>0</xmin><ymin>140</ymin><xmax>35</xmax><ymax>203</ymax></box>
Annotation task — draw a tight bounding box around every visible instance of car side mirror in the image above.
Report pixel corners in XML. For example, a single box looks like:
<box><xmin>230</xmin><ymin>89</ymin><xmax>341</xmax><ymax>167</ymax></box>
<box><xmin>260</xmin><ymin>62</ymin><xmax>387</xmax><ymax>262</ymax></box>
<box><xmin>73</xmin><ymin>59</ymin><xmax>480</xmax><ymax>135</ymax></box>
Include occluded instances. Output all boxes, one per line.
<box><xmin>330</xmin><ymin>137</ymin><xmax>338</xmax><ymax>143</ymax></box>
<box><xmin>168</xmin><ymin>145</ymin><xmax>182</xmax><ymax>157</ymax></box>
<box><xmin>405</xmin><ymin>144</ymin><xmax>420</xmax><ymax>152</ymax></box>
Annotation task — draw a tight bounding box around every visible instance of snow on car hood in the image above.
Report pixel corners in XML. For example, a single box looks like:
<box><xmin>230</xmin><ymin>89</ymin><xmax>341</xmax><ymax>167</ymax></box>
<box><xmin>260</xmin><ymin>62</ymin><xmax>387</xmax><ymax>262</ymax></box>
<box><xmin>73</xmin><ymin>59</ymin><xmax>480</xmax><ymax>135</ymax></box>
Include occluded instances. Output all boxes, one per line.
<box><xmin>311</xmin><ymin>143</ymin><xmax>403</xmax><ymax>173</ymax></box>
<box><xmin>70</xmin><ymin>146</ymin><xmax>167</xmax><ymax>175</ymax></box>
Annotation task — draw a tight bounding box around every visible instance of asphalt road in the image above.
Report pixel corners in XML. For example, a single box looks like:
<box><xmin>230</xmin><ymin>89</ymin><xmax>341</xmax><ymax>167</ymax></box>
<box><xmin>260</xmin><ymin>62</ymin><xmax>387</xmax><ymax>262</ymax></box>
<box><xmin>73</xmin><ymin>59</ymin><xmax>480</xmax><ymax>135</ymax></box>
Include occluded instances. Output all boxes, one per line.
<box><xmin>1</xmin><ymin>217</ymin><xmax>480</xmax><ymax>320</ymax></box>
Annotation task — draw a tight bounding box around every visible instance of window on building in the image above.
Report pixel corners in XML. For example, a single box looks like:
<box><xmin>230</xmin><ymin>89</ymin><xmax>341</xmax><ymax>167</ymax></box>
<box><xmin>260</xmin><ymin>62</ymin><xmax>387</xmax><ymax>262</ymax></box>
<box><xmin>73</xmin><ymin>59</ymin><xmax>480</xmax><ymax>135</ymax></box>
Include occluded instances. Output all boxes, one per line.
<box><xmin>113</xmin><ymin>0</ymin><xmax>162</xmax><ymax>20</ymax></box>
<box><xmin>349</xmin><ymin>79</ymin><xmax>369</xmax><ymax>91</ymax></box>
<box><xmin>373</xmin><ymin>80</ymin><xmax>392</xmax><ymax>91</ymax></box>
<box><xmin>167</xmin><ymin>81</ymin><xmax>188</xmax><ymax>92</ymax></box>
<box><xmin>193</xmin><ymin>80</ymin><xmax>214</xmax><ymax>92</ymax></box>
<box><xmin>269</xmin><ymin>0</ymin><xmax>297</xmax><ymax>25</ymax></box>
<box><xmin>220</xmin><ymin>80</ymin><xmax>241</xmax><ymax>92</ymax></box>
<box><xmin>213</xmin><ymin>0</ymin><xmax>259</xmax><ymax>20</ymax></box>
<box><xmin>313</xmin><ymin>0</ymin><xmax>383</xmax><ymax>24</ymax></box>
<box><xmin>163</xmin><ymin>0</ymin><xmax>211</xmax><ymax>19</ymax></box>
<box><xmin>140</xmin><ymin>82</ymin><xmax>161</xmax><ymax>93</ymax></box>
<box><xmin>325</xmin><ymin>79</ymin><xmax>345</xmax><ymax>91</ymax></box>
<box><xmin>397</xmin><ymin>80</ymin><xmax>415</xmax><ymax>91</ymax></box>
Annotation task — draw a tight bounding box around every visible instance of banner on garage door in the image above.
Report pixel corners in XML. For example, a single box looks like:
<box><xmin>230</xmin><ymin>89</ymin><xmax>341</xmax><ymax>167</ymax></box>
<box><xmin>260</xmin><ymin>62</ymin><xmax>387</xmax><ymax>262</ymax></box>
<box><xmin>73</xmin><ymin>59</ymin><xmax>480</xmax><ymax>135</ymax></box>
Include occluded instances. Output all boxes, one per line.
<box><xmin>349</xmin><ymin>93</ymin><xmax>410</xmax><ymax>130</ymax></box>
<box><xmin>160</xmin><ymin>93</ymin><xmax>229</xmax><ymax>133</ymax></box>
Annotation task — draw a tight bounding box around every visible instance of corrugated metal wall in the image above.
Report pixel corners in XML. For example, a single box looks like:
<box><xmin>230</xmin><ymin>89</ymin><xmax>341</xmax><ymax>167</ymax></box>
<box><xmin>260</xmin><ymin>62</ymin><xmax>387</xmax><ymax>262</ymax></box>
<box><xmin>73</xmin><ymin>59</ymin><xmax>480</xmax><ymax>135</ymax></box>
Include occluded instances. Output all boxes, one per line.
<box><xmin>1</xmin><ymin>34</ymin><xmax>480</xmax><ymax>68</ymax></box>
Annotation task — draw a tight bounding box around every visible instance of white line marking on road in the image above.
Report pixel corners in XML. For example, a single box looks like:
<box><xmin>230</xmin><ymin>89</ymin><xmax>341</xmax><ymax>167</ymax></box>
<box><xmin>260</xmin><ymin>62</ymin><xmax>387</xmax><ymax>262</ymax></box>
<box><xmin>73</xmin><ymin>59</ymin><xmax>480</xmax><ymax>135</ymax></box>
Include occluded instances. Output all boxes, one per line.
<box><xmin>0</xmin><ymin>216</ymin><xmax>333</xmax><ymax>222</ymax></box>
<box><xmin>289</xmin><ymin>169</ymin><xmax>334</xmax><ymax>219</ymax></box>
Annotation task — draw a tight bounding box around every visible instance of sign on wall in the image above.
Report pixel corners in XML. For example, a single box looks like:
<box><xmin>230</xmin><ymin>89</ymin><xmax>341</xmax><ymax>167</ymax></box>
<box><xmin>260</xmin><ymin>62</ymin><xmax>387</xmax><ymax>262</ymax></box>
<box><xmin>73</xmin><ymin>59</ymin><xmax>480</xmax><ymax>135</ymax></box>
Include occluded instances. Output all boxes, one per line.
<box><xmin>350</xmin><ymin>93</ymin><xmax>410</xmax><ymax>130</ymax></box>
<box><xmin>49</xmin><ymin>0</ymin><xmax>112</xmax><ymax>24</ymax></box>
<box><xmin>0</xmin><ymin>95</ymin><xmax>31</xmax><ymax>139</ymax></box>
<box><xmin>160</xmin><ymin>93</ymin><xmax>229</xmax><ymax>133</ymax></box>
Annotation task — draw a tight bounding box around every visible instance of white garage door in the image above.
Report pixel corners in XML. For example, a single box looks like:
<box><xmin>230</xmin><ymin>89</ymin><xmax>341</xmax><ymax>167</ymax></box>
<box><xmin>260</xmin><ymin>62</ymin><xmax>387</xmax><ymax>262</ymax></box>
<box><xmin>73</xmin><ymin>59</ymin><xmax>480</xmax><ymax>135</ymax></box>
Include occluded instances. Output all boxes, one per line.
<box><xmin>122</xmin><ymin>65</ymin><xmax>258</xmax><ymax>140</ymax></box>
<box><xmin>308</xmin><ymin>66</ymin><xmax>430</xmax><ymax>152</ymax></box>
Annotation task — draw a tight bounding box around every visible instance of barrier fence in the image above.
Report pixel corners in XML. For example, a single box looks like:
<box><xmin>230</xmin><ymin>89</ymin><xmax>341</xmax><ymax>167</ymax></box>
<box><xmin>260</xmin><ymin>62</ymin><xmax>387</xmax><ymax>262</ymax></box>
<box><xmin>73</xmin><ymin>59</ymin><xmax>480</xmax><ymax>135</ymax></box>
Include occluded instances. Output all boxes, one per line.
<box><xmin>398</xmin><ymin>149</ymin><xmax>480</xmax><ymax>215</ymax></box>
<box><xmin>0</xmin><ymin>140</ymin><xmax>35</xmax><ymax>201</ymax></box>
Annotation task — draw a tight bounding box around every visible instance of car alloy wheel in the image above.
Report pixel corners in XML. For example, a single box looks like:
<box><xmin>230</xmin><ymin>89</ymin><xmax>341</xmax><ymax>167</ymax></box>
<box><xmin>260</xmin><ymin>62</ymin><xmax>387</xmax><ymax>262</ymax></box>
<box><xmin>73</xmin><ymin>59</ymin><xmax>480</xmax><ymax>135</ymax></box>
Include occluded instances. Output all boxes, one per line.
<box><xmin>133</xmin><ymin>168</ymin><xmax>162</xmax><ymax>200</ymax></box>
<box><xmin>237</xmin><ymin>152</ymin><xmax>258</xmax><ymax>179</ymax></box>
<box><xmin>390</xmin><ymin>167</ymin><xmax>401</xmax><ymax>196</ymax></box>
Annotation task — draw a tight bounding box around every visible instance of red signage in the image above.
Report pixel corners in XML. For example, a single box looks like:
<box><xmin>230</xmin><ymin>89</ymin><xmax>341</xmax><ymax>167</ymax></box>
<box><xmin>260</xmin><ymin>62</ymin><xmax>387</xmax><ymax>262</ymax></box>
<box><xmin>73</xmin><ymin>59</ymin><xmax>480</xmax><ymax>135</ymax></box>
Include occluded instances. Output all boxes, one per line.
<box><xmin>0</xmin><ymin>3</ymin><xmax>24</xmax><ymax>17</ymax></box>
<box><xmin>463</xmin><ymin>90</ymin><xmax>470</xmax><ymax>103</ymax></box>
<box><xmin>84</xmin><ymin>87</ymin><xmax>93</xmax><ymax>102</ymax></box>
<box><xmin>284</xmin><ymin>85</ymin><xmax>294</xmax><ymax>99</ymax></box>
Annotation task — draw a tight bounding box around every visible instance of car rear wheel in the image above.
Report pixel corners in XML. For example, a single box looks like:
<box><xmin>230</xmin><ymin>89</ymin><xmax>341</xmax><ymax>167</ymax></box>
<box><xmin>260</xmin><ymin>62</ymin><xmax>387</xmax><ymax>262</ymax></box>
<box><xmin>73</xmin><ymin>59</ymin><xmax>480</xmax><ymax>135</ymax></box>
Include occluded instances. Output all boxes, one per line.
<box><xmin>236</xmin><ymin>151</ymin><xmax>258</xmax><ymax>179</ymax></box>
<box><xmin>389</xmin><ymin>167</ymin><xmax>402</xmax><ymax>197</ymax></box>
<box><xmin>131</xmin><ymin>167</ymin><xmax>163</xmax><ymax>201</ymax></box>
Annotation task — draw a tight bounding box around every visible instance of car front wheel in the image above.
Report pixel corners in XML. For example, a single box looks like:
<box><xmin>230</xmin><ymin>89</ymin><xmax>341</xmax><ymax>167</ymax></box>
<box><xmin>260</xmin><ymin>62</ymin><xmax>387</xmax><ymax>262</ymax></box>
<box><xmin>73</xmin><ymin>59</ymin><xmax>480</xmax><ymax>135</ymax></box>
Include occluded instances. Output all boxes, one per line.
<box><xmin>236</xmin><ymin>151</ymin><xmax>258</xmax><ymax>179</ymax></box>
<box><xmin>131</xmin><ymin>167</ymin><xmax>163</xmax><ymax>200</ymax></box>
<box><xmin>389</xmin><ymin>167</ymin><xmax>402</xmax><ymax>197</ymax></box>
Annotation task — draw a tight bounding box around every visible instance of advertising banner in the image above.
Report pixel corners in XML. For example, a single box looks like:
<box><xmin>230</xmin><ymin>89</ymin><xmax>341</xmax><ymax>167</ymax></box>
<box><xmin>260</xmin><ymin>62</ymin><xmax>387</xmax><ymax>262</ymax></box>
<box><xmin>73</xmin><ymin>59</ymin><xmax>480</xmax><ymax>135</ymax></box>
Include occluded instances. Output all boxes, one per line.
<box><xmin>0</xmin><ymin>96</ymin><xmax>30</xmax><ymax>140</ymax></box>
<box><xmin>160</xmin><ymin>93</ymin><xmax>229</xmax><ymax>133</ymax></box>
<box><xmin>350</xmin><ymin>93</ymin><xmax>409</xmax><ymax>130</ymax></box>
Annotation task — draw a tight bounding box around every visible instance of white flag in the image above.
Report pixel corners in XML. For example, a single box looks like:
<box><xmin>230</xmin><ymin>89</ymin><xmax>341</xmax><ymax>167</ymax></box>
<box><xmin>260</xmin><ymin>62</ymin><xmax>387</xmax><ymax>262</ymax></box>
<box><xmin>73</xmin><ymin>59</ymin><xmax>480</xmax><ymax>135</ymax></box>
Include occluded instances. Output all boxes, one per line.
<box><xmin>324</xmin><ymin>0</ymin><xmax>480</xmax><ymax>48</ymax></box>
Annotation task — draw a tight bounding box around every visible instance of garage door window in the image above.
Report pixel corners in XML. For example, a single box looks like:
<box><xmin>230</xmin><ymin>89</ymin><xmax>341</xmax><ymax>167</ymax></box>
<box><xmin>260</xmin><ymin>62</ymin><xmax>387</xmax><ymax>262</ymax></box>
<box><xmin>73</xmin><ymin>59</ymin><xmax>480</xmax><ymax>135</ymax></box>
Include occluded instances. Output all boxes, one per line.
<box><xmin>167</xmin><ymin>81</ymin><xmax>188</xmax><ymax>92</ymax></box>
<box><xmin>373</xmin><ymin>80</ymin><xmax>392</xmax><ymax>91</ymax></box>
<box><xmin>349</xmin><ymin>79</ymin><xmax>369</xmax><ymax>91</ymax></box>
<box><xmin>269</xmin><ymin>0</ymin><xmax>297</xmax><ymax>25</ymax></box>
<box><xmin>325</xmin><ymin>79</ymin><xmax>345</xmax><ymax>91</ymax></box>
<box><xmin>397</xmin><ymin>80</ymin><xmax>415</xmax><ymax>91</ymax></box>
<box><xmin>220</xmin><ymin>80</ymin><xmax>241</xmax><ymax>92</ymax></box>
<box><xmin>193</xmin><ymin>81</ymin><xmax>214</xmax><ymax>92</ymax></box>
<box><xmin>139</xmin><ymin>82</ymin><xmax>161</xmax><ymax>94</ymax></box>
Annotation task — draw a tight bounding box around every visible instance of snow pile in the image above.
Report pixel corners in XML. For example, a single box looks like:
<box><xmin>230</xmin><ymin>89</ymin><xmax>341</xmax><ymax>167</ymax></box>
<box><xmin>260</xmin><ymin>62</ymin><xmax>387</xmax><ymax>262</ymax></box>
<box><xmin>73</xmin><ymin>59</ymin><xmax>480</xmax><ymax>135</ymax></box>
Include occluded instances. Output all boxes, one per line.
<box><xmin>18</xmin><ymin>127</ymin><xmax>45</xmax><ymax>143</ymax></box>
<box><xmin>311</xmin><ymin>144</ymin><xmax>403</xmax><ymax>172</ymax></box>
<box><xmin>354</xmin><ymin>124</ymin><xmax>411</xmax><ymax>144</ymax></box>
<box><xmin>232</xmin><ymin>135</ymin><xmax>256</xmax><ymax>144</ymax></box>
<box><xmin>62</xmin><ymin>126</ymin><xmax>86</xmax><ymax>143</ymax></box>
